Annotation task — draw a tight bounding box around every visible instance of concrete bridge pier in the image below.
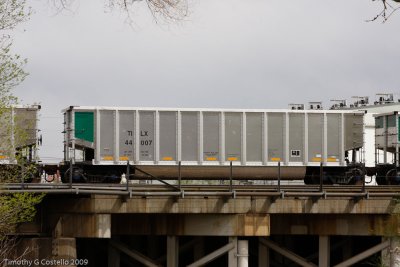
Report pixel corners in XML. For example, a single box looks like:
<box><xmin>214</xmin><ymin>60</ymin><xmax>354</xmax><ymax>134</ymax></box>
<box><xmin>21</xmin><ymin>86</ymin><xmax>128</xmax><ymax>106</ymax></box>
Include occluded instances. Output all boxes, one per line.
<box><xmin>319</xmin><ymin>235</ymin><xmax>330</xmax><ymax>267</ymax></box>
<box><xmin>237</xmin><ymin>240</ymin><xmax>249</xmax><ymax>267</ymax></box>
<box><xmin>382</xmin><ymin>237</ymin><xmax>400</xmax><ymax>267</ymax></box>
<box><xmin>14</xmin><ymin>237</ymin><xmax>76</xmax><ymax>267</ymax></box>
<box><xmin>167</xmin><ymin>236</ymin><xmax>179</xmax><ymax>267</ymax></box>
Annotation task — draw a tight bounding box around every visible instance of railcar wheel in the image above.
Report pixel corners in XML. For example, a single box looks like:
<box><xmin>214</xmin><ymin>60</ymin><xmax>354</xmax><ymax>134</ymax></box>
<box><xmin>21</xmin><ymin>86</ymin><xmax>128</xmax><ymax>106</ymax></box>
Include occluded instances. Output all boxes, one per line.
<box><xmin>62</xmin><ymin>167</ymin><xmax>87</xmax><ymax>183</ymax></box>
<box><xmin>103</xmin><ymin>171</ymin><xmax>121</xmax><ymax>183</ymax></box>
<box><xmin>386</xmin><ymin>169</ymin><xmax>400</xmax><ymax>185</ymax></box>
<box><xmin>376</xmin><ymin>176</ymin><xmax>387</xmax><ymax>185</ymax></box>
<box><xmin>347</xmin><ymin>168</ymin><xmax>363</xmax><ymax>185</ymax></box>
<box><xmin>304</xmin><ymin>175</ymin><xmax>313</xmax><ymax>185</ymax></box>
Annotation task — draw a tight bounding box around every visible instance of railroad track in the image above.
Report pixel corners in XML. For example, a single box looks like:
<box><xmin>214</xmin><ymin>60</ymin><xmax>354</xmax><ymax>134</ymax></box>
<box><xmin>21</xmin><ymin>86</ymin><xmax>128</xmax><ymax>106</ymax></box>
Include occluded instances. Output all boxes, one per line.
<box><xmin>2</xmin><ymin>183</ymin><xmax>400</xmax><ymax>198</ymax></box>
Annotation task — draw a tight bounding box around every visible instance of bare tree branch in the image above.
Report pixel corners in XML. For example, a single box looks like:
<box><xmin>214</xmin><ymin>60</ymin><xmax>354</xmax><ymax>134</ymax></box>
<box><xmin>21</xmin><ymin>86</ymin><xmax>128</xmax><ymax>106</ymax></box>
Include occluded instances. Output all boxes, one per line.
<box><xmin>49</xmin><ymin>0</ymin><xmax>188</xmax><ymax>24</ymax></box>
<box><xmin>368</xmin><ymin>0</ymin><xmax>400</xmax><ymax>22</ymax></box>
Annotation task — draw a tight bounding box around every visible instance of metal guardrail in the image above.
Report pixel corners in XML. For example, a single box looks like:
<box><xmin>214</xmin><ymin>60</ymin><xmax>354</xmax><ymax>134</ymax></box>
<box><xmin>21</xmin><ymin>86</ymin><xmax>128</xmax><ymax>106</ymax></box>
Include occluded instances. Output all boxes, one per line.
<box><xmin>1</xmin><ymin>160</ymin><xmax>377</xmax><ymax>198</ymax></box>
<box><xmin>2</xmin><ymin>183</ymin><xmax>400</xmax><ymax>199</ymax></box>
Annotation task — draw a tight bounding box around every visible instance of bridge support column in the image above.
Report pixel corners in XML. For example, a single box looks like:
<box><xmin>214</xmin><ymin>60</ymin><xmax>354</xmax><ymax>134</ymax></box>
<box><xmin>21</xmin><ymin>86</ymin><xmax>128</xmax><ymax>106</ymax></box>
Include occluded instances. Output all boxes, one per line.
<box><xmin>167</xmin><ymin>236</ymin><xmax>179</xmax><ymax>267</ymax></box>
<box><xmin>238</xmin><ymin>240</ymin><xmax>249</xmax><ymax>267</ymax></box>
<box><xmin>382</xmin><ymin>237</ymin><xmax>400</xmax><ymax>267</ymax></box>
<box><xmin>319</xmin><ymin>235</ymin><xmax>330</xmax><ymax>267</ymax></box>
<box><xmin>52</xmin><ymin>214</ymin><xmax>111</xmax><ymax>238</ymax></box>
<box><xmin>52</xmin><ymin>238</ymin><xmax>77</xmax><ymax>265</ymax></box>
<box><xmin>13</xmin><ymin>238</ymin><xmax>76</xmax><ymax>266</ymax></box>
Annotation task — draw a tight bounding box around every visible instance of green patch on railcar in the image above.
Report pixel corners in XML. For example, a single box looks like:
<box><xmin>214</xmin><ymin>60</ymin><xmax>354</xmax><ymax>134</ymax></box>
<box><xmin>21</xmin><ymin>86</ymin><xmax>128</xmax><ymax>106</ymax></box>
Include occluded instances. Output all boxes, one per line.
<box><xmin>75</xmin><ymin>112</ymin><xmax>94</xmax><ymax>142</ymax></box>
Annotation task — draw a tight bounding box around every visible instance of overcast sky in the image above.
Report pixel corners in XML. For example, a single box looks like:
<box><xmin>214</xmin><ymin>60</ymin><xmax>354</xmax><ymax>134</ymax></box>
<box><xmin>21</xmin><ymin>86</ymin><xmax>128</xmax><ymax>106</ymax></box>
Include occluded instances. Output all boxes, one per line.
<box><xmin>10</xmin><ymin>0</ymin><xmax>400</xmax><ymax>162</ymax></box>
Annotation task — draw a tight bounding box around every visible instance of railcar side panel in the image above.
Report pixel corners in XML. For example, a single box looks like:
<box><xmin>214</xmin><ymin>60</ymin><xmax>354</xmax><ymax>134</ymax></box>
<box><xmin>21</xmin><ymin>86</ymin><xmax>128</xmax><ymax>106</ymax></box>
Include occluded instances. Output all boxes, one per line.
<box><xmin>159</xmin><ymin>111</ymin><xmax>177</xmax><ymax>162</ymax></box>
<box><xmin>119</xmin><ymin>110</ymin><xmax>135</xmax><ymax>162</ymax></box>
<box><xmin>139</xmin><ymin>111</ymin><xmax>155</xmax><ymax>162</ymax></box>
<box><xmin>99</xmin><ymin>110</ymin><xmax>114</xmax><ymax>162</ymax></box>
<box><xmin>267</xmin><ymin>113</ymin><xmax>284</xmax><ymax>162</ymax></box>
<box><xmin>63</xmin><ymin>107</ymin><xmax>365</xmax><ymax>181</ymax></box>
<box><xmin>181</xmin><ymin>112</ymin><xmax>198</xmax><ymax>162</ymax></box>
<box><xmin>288</xmin><ymin>113</ymin><xmax>304</xmax><ymax>163</ymax></box>
<box><xmin>225</xmin><ymin>112</ymin><xmax>242</xmax><ymax>162</ymax></box>
<box><xmin>308</xmin><ymin>113</ymin><xmax>323</xmax><ymax>163</ymax></box>
<box><xmin>327</xmin><ymin>114</ymin><xmax>341</xmax><ymax>163</ymax></box>
<box><xmin>245</xmin><ymin>113</ymin><xmax>263</xmax><ymax>162</ymax></box>
<box><xmin>203</xmin><ymin>112</ymin><xmax>220</xmax><ymax>163</ymax></box>
<box><xmin>374</xmin><ymin>111</ymin><xmax>399</xmax><ymax>185</ymax></box>
<box><xmin>0</xmin><ymin>106</ymin><xmax>40</xmax><ymax>164</ymax></box>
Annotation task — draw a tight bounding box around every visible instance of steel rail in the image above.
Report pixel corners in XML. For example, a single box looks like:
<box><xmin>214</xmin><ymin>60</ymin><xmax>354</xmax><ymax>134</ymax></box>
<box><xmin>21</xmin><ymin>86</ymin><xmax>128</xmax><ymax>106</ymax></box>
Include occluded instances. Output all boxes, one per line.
<box><xmin>0</xmin><ymin>184</ymin><xmax>377</xmax><ymax>189</ymax></box>
<box><xmin>0</xmin><ymin>189</ymin><xmax>129</xmax><ymax>195</ymax></box>
<box><xmin>1</xmin><ymin>188</ymin><xmax>400</xmax><ymax>198</ymax></box>
<box><xmin>4</xmin><ymin>183</ymin><xmax>400</xmax><ymax>190</ymax></box>
<box><xmin>2</xmin><ymin>183</ymin><xmax>400</xmax><ymax>198</ymax></box>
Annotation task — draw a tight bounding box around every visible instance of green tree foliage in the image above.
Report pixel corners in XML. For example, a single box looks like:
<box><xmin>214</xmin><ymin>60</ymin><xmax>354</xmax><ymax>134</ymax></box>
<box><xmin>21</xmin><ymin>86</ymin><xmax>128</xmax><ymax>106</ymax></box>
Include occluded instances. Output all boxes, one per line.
<box><xmin>0</xmin><ymin>193</ymin><xmax>44</xmax><ymax>263</ymax></box>
<box><xmin>0</xmin><ymin>44</ymin><xmax>27</xmax><ymax>108</ymax></box>
<box><xmin>0</xmin><ymin>0</ymin><xmax>30</xmax><ymax>108</ymax></box>
<box><xmin>0</xmin><ymin>0</ymin><xmax>32</xmax><ymax>181</ymax></box>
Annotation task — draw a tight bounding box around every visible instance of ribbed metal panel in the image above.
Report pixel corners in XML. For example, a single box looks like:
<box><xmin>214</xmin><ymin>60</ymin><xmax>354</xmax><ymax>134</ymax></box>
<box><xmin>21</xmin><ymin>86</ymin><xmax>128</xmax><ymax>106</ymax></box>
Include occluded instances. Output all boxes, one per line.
<box><xmin>64</xmin><ymin>107</ymin><xmax>364</xmax><ymax>168</ymax></box>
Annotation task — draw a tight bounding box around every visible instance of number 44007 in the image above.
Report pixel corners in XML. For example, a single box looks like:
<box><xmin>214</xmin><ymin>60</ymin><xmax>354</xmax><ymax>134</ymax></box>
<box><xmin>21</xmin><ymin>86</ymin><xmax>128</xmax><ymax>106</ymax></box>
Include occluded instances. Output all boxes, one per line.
<box><xmin>124</xmin><ymin>140</ymin><xmax>153</xmax><ymax>146</ymax></box>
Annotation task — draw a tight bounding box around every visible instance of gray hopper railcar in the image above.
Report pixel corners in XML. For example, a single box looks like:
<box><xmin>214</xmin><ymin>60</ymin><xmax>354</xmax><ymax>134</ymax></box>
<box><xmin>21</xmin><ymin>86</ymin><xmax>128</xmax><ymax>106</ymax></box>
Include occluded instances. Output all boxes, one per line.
<box><xmin>374</xmin><ymin>111</ymin><xmax>400</xmax><ymax>184</ymax></box>
<box><xmin>62</xmin><ymin>106</ymin><xmax>365</xmax><ymax>184</ymax></box>
<box><xmin>0</xmin><ymin>105</ymin><xmax>41</xmax><ymax>165</ymax></box>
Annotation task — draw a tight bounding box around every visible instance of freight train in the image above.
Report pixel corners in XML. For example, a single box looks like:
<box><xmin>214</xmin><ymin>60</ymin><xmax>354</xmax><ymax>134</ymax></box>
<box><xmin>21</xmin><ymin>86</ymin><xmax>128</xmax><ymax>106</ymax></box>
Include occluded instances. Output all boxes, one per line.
<box><xmin>0</xmin><ymin>105</ymin><xmax>41</xmax><ymax>182</ymax></box>
<box><xmin>61</xmin><ymin>106</ymin><xmax>366</xmax><ymax>184</ymax></box>
<box><xmin>0</xmin><ymin>105</ymin><xmax>41</xmax><ymax>164</ymax></box>
<box><xmin>7</xmin><ymin>104</ymin><xmax>399</xmax><ymax>185</ymax></box>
